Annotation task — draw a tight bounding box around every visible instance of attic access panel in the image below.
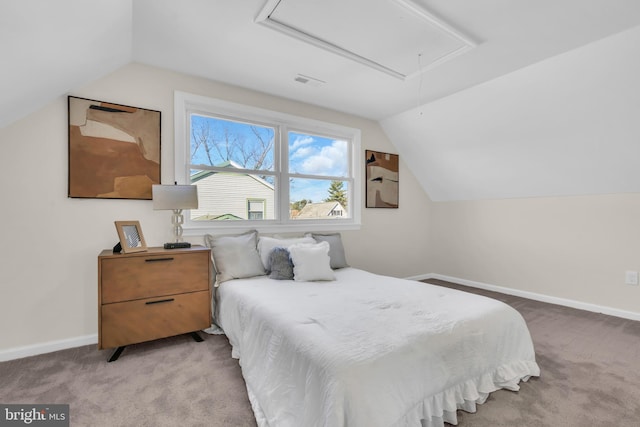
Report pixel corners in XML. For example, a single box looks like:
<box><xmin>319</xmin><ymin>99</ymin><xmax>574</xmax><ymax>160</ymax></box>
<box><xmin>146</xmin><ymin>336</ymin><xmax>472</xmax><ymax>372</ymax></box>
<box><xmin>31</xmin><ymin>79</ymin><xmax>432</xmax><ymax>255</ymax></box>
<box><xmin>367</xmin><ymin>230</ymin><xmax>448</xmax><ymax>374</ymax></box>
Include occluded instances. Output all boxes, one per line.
<box><xmin>256</xmin><ymin>0</ymin><xmax>476</xmax><ymax>80</ymax></box>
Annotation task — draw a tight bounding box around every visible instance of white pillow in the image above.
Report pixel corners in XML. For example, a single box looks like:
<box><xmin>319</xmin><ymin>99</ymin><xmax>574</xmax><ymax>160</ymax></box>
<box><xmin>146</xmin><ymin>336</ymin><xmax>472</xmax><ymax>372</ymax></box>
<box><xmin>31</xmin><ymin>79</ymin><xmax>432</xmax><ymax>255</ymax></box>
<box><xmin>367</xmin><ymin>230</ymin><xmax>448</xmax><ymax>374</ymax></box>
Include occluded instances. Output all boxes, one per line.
<box><xmin>204</xmin><ymin>230</ymin><xmax>265</xmax><ymax>283</ymax></box>
<box><xmin>257</xmin><ymin>235</ymin><xmax>315</xmax><ymax>270</ymax></box>
<box><xmin>288</xmin><ymin>241</ymin><xmax>336</xmax><ymax>282</ymax></box>
<box><xmin>307</xmin><ymin>232</ymin><xmax>349</xmax><ymax>269</ymax></box>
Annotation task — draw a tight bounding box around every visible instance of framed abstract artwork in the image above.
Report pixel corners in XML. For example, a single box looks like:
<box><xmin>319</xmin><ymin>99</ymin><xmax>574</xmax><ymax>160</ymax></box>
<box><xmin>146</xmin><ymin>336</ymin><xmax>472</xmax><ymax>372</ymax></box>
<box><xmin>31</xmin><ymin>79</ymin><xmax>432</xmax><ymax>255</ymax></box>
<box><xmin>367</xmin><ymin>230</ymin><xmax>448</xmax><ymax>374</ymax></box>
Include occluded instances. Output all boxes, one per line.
<box><xmin>365</xmin><ymin>150</ymin><xmax>399</xmax><ymax>208</ymax></box>
<box><xmin>68</xmin><ymin>96</ymin><xmax>161</xmax><ymax>199</ymax></box>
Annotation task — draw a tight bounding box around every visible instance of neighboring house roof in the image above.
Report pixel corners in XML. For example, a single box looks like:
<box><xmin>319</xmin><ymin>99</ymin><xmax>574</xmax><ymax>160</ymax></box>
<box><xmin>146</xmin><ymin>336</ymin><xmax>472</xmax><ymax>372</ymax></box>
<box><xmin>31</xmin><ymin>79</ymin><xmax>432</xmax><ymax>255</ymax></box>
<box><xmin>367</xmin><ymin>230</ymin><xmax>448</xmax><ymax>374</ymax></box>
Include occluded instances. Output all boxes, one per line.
<box><xmin>193</xmin><ymin>213</ymin><xmax>243</xmax><ymax>220</ymax></box>
<box><xmin>296</xmin><ymin>201</ymin><xmax>345</xmax><ymax>219</ymax></box>
<box><xmin>191</xmin><ymin>160</ymin><xmax>274</xmax><ymax>190</ymax></box>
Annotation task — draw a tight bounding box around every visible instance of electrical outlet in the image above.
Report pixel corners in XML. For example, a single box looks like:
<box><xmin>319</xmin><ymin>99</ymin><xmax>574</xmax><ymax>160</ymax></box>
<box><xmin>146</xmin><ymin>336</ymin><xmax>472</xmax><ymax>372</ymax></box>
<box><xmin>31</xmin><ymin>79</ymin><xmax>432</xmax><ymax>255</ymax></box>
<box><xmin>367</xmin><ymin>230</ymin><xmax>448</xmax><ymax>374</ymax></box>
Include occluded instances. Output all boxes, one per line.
<box><xmin>625</xmin><ymin>271</ymin><xmax>639</xmax><ymax>285</ymax></box>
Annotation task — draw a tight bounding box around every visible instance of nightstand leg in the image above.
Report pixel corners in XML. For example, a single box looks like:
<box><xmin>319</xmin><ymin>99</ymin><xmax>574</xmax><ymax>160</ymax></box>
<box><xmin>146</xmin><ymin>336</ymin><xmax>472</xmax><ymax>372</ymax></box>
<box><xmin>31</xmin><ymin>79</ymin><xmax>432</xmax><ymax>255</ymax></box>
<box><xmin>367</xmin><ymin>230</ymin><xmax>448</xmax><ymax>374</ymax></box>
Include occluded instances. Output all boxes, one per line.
<box><xmin>108</xmin><ymin>346</ymin><xmax>126</xmax><ymax>362</ymax></box>
<box><xmin>190</xmin><ymin>332</ymin><xmax>204</xmax><ymax>342</ymax></box>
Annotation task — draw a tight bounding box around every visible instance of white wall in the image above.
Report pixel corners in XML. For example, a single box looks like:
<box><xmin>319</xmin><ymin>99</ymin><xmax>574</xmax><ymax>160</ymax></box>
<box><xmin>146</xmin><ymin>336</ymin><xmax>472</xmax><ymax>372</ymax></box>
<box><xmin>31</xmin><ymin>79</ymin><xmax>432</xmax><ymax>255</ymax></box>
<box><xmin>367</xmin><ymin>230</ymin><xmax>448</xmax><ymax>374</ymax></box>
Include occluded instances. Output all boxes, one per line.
<box><xmin>0</xmin><ymin>63</ymin><xmax>432</xmax><ymax>356</ymax></box>
<box><xmin>428</xmin><ymin>194</ymin><xmax>640</xmax><ymax>316</ymax></box>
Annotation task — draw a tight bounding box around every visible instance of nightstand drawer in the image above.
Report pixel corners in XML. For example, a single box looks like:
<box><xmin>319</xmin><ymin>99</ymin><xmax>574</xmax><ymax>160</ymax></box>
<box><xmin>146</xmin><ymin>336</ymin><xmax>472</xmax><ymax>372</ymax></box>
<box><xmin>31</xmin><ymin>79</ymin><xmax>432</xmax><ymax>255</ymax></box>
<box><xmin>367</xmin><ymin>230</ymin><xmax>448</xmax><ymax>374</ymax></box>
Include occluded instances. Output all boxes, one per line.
<box><xmin>101</xmin><ymin>251</ymin><xmax>209</xmax><ymax>303</ymax></box>
<box><xmin>101</xmin><ymin>290</ymin><xmax>210</xmax><ymax>348</ymax></box>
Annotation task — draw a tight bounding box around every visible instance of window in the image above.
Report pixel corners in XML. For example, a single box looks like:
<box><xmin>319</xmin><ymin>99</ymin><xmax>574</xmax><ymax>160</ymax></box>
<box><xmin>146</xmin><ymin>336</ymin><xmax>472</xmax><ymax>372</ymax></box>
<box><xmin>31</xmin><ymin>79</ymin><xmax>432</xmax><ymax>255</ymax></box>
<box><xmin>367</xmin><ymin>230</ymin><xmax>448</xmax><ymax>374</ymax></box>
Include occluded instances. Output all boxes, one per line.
<box><xmin>247</xmin><ymin>199</ymin><xmax>266</xmax><ymax>220</ymax></box>
<box><xmin>174</xmin><ymin>92</ymin><xmax>361</xmax><ymax>234</ymax></box>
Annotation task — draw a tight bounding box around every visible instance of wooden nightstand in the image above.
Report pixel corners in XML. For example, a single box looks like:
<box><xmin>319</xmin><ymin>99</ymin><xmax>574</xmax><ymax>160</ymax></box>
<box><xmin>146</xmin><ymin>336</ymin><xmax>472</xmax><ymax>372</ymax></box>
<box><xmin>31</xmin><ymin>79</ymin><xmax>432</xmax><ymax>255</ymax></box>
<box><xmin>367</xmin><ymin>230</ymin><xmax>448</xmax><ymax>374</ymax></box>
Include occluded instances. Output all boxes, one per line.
<box><xmin>98</xmin><ymin>246</ymin><xmax>211</xmax><ymax>362</ymax></box>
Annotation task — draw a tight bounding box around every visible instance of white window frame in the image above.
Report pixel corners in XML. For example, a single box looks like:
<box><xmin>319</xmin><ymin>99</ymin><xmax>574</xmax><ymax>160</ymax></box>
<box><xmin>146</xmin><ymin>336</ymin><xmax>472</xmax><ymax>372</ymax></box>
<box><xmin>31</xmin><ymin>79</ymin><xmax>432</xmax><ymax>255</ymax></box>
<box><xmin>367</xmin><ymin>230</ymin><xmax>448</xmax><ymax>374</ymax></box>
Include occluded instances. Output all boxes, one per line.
<box><xmin>174</xmin><ymin>91</ymin><xmax>361</xmax><ymax>235</ymax></box>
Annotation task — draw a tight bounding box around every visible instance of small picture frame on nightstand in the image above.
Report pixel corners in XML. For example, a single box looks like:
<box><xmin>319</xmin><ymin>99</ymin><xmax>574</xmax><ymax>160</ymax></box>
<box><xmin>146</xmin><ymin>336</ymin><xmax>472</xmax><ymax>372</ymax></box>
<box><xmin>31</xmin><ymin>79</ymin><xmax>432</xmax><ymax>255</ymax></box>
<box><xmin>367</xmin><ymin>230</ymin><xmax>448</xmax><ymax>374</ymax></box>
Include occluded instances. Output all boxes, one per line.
<box><xmin>114</xmin><ymin>221</ymin><xmax>148</xmax><ymax>253</ymax></box>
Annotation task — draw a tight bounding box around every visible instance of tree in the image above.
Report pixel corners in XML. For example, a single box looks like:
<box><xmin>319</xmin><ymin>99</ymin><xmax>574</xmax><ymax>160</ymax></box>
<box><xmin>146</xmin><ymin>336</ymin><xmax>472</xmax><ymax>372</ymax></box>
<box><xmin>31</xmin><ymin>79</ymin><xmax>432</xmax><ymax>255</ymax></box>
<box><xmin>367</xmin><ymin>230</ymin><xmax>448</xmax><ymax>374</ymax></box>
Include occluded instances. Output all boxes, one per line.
<box><xmin>191</xmin><ymin>117</ymin><xmax>274</xmax><ymax>170</ymax></box>
<box><xmin>290</xmin><ymin>199</ymin><xmax>312</xmax><ymax>211</ymax></box>
<box><xmin>325</xmin><ymin>181</ymin><xmax>347</xmax><ymax>209</ymax></box>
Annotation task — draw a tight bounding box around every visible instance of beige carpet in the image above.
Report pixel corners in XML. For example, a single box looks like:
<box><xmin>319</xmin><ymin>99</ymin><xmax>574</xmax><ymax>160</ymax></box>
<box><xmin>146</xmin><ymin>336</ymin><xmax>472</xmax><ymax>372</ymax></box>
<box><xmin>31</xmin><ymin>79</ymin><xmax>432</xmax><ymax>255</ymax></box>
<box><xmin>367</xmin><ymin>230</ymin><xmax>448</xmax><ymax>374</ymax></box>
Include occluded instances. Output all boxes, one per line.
<box><xmin>0</xmin><ymin>334</ymin><xmax>256</xmax><ymax>427</ymax></box>
<box><xmin>2</xmin><ymin>280</ymin><xmax>640</xmax><ymax>426</ymax></box>
<box><xmin>427</xmin><ymin>279</ymin><xmax>640</xmax><ymax>426</ymax></box>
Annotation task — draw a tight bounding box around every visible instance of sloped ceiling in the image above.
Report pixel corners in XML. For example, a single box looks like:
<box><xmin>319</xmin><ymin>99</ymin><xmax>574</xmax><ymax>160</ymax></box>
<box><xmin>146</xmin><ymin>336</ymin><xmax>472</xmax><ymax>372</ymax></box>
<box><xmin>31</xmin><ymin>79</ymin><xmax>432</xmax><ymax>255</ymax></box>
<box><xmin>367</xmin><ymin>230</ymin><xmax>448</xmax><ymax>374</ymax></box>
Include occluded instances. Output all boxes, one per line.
<box><xmin>2</xmin><ymin>0</ymin><xmax>640</xmax><ymax>201</ymax></box>
<box><xmin>0</xmin><ymin>0</ymin><xmax>132</xmax><ymax>128</ymax></box>
<box><xmin>381</xmin><ymin>25</ymin><xmax>640</xmax><ymax>201</ymax></box>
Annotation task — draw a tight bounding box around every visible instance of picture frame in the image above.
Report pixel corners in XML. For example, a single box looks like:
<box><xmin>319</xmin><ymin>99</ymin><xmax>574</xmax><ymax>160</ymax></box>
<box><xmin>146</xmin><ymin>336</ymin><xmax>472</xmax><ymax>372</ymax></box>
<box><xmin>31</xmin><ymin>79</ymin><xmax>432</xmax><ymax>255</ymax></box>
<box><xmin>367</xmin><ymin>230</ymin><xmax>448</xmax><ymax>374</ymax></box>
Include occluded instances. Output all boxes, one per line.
<box><xmin>68</xmin><ymin>96</ymin><xmax>161</xmax><ymax>200</ymax></box>
<box><xmin>114</xmin><ymin>221</ymin><xmax>148</xmax><ymax>253</ymax></box>
<box><xmin>365</xmin><ymin>150</ymin><xmax>399</xmax><ymax>208</ymax></box>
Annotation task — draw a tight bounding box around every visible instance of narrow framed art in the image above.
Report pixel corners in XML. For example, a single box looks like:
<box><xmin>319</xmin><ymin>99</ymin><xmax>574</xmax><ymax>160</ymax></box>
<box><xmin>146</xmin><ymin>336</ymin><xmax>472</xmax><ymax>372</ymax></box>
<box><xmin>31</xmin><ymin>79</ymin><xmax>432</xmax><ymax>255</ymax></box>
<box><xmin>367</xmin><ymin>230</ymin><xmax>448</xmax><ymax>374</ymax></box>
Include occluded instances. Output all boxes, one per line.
<box><xmin>365</xmin><ymin>150</ymin><xmax>399</xmax><ymax>208</ymax></box>
<box><xmin>68</xmin><ymin>96</ymin><xmax>161</xmax><ymax>200</ymax></box>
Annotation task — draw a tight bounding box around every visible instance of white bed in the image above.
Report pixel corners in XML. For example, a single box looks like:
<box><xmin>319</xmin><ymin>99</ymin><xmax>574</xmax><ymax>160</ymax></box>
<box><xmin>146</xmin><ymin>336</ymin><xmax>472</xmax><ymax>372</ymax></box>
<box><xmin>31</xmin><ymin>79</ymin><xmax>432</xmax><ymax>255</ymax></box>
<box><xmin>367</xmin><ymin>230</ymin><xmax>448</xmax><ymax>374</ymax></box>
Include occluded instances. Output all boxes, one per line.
<box><xmin>216</xmin><ymin>267</ymin><xmax>540</xmax><ymax>427</ymax></box>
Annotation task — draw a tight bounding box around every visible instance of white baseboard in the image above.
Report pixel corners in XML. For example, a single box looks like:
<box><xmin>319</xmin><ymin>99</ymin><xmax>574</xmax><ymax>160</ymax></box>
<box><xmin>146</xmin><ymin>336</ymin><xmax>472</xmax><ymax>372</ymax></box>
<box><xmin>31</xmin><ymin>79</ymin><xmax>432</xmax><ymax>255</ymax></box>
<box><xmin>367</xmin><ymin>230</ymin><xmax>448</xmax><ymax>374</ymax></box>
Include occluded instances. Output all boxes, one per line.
<box><xmin>0</xmin><ymin>334</ymin><xmax>98</xmax><ymax>362</ymax></box>
<box><xmin>410</xmin><ymin>273</ymin><xmax>640</xmax><ymax>322</ymax></box>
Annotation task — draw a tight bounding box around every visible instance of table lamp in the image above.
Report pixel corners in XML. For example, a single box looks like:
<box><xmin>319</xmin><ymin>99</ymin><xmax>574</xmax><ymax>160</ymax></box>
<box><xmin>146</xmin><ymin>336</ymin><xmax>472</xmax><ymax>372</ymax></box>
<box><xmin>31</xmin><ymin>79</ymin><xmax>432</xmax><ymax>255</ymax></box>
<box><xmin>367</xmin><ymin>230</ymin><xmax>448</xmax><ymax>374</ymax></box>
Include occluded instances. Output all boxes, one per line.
<box><xmin>152</xmin><ymin>184</ymin><xmax>198</xmax><ymax>248</ymax></box>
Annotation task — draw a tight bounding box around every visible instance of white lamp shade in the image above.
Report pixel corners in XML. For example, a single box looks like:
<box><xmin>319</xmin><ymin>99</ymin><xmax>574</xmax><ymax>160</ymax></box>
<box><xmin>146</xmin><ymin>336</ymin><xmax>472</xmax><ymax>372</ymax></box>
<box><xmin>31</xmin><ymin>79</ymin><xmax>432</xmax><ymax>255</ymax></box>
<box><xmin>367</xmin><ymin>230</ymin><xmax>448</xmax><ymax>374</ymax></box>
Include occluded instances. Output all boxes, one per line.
<box><xmin>152</xmin><ymin>185</ymin><xmax>198</xmax><ymax>210</ymax></box>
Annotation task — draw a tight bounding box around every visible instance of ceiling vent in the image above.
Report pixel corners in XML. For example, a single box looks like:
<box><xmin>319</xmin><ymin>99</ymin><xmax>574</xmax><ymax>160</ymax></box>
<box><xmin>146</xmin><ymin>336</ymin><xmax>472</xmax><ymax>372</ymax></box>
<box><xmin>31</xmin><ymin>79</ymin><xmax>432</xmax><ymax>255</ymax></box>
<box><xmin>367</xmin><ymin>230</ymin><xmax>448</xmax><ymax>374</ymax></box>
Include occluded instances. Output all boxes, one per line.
<box><xmin>294</xmin><ymin>74</ymin><xmax>326</xmax><ymax>87</ymax></box>
<box><xmin>256</xmin><ymin>0</ymin><xmax>477</xmax><ymax>80</ymax></box>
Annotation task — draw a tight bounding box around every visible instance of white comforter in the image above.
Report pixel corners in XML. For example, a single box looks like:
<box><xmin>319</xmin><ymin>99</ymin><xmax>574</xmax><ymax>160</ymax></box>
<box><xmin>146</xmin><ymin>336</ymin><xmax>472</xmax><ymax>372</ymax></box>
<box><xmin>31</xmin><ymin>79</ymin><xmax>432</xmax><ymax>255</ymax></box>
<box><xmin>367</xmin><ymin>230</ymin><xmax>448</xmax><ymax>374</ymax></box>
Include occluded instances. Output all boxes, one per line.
<box><xmin>217</xmin><ymin>268</ymin><xmax>540</xmax><ymax>427</ymax></box>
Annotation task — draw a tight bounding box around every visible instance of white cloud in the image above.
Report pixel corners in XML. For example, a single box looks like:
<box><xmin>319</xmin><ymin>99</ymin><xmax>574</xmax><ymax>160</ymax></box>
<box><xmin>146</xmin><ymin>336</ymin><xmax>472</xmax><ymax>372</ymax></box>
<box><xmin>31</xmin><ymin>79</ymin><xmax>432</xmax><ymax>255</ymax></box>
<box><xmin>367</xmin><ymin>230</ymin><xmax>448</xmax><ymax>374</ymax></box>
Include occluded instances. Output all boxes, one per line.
<box><xmin>289</xmin><ymin>136</ymin><xmax>314</xmax><ymax>151</ymax></box>
<box><xmin>301</xmin><ymin>155</ymin><xmax>334</xmax><ymax>173</ymax></box>
<box><xmin>294</xmin><ymin>139</ymin><xmax>347</xmax><ymax>176</ymax></box>
<box><xmin>290</xmin><ymin>145</ymin><xmax>315</xmax><ymax>160</ymax></box>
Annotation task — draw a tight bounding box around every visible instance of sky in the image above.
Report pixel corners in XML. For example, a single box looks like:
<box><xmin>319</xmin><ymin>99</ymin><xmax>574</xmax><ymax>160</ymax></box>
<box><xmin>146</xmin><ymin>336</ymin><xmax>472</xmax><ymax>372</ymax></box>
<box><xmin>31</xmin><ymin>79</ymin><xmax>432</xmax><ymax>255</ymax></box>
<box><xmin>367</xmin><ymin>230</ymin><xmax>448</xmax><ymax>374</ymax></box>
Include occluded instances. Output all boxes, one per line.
<box><xmin>191</xmin><ymin>114</ymin><xmax>349</xmax><ymax>205</ymax></box>
<box><xmin>289</xmin><ymin>131</ymin><xmax>348</xmax><ymax>203</ymax></box>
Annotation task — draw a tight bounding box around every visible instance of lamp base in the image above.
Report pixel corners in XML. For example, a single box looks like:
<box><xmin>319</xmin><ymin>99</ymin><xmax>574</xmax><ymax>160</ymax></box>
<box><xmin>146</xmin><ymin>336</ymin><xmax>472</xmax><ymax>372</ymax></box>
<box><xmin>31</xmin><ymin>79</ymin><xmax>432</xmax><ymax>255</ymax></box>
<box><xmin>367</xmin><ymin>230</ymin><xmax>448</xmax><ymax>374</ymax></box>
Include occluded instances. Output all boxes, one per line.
<box><xmin>163</xmin><ymin>242</ymin><xmax>191</xmax><ymax>249</ymax></box>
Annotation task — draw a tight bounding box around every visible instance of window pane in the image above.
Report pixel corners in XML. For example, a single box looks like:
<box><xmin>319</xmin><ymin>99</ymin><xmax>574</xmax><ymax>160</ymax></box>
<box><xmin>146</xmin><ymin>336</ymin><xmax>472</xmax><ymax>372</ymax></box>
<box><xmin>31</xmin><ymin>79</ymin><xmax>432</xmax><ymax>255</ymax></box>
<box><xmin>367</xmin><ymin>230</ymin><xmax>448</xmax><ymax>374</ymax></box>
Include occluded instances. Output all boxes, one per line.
<box><xmin>248</xmin><ymin>199</ymin><xmax>265</xmax><ymax>220</ymax></box>
<box><xmin>288</xmin><ymin>132</ymin><xmax>348</xmax><ymax>177</ymax></box>
<box><xmin>289</xmin><ymin>178</ymin><xmax>349</xmax><ymax>220</ymax></box>
<box><xmin>191</xmin><ymin>114</ymin><xmax>274</xmax><ymax>171</ymax></box>
<box><xmin>190</xmin><ymin>169</ymin><xmax>275</xmax><ymax>221</ymax></box>
<box><xmin>248</xmin><ymin>200</ymin><xmax>264</xmax><ymax>211</ymax></box>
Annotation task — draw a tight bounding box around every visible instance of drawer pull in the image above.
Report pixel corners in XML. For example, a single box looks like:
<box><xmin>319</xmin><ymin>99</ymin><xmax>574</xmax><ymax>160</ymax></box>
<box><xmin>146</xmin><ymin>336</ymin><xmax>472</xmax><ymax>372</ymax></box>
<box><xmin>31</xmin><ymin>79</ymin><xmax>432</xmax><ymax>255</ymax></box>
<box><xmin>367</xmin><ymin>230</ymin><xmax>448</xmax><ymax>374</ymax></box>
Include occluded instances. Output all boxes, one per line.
<box><xmin>145</xmin><ymin>298</ymin><xmax>175</xmax><ymax>305</ymax></box>
<box><xmin>145</xmin><ymin>257</ymin><xmax>174</xmax><ymax>263</ymax></box>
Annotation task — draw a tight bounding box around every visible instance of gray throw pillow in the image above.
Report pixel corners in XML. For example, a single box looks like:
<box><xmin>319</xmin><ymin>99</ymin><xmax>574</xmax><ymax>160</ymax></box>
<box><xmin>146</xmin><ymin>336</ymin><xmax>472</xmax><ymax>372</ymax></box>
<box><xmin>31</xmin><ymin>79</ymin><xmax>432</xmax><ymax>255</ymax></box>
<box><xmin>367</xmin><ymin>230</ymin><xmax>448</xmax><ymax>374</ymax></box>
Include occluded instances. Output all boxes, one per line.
<box><xmin>204</xmin><ymin>230</ymin><xmax>265</xmax><ymax>283</ymax></box>
<box><xmin>268</xmin><ymin>247</ymin><xmax>294</xmax><ymax>280</ymax></box>
<box><xmin>310</xmin><ymin>233</ymin><xmax>349</xmax><ymax>269</ymax></box>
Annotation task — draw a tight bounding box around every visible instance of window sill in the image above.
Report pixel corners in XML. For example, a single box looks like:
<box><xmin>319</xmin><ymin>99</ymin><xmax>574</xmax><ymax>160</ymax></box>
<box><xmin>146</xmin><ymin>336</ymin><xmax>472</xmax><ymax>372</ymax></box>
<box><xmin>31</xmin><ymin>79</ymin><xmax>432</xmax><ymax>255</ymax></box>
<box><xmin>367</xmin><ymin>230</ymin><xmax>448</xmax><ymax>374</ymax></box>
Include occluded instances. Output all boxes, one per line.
<box><xmin>182</xmin><ymin>221</ymin><xmax>361</xmax><ymax>237</ymax></box>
